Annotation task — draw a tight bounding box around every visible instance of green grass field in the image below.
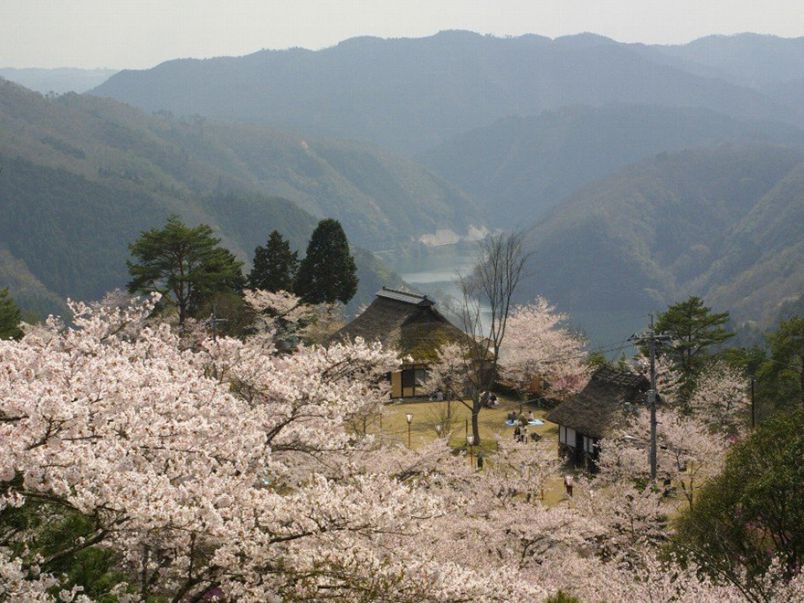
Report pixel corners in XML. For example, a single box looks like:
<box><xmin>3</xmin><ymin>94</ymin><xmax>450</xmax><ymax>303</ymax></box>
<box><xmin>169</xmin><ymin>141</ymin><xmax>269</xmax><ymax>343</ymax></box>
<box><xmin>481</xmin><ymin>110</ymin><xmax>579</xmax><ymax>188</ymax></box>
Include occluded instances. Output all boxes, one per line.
<box><xmin>375</xmin><ymin>396</ymin><xmax>699</xmax><ymax>510</ymax></box>
<box><xmin>375</xmin><ymin>395</ymin><xmax>569</xmax><ymax>505</ymax></box>
<box><xmin>378</xmin><ymin>396</ymin><xmax>555</xmax><ymax>449</ymax></box>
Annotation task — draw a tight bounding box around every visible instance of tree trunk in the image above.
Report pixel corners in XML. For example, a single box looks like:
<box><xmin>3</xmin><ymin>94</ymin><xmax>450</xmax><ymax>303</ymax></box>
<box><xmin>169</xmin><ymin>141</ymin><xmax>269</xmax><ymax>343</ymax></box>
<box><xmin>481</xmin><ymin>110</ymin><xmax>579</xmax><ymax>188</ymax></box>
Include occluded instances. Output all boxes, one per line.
<box><xmin>471</xmin><ymin>397</ymin><xmax>481</xmax><ymax>446</ymax></box>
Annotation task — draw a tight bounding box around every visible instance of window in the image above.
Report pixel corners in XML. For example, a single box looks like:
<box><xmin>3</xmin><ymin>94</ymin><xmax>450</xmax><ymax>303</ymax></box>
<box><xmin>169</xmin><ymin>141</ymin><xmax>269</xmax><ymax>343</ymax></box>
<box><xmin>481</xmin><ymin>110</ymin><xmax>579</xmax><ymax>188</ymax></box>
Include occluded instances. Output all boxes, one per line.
<box><xmin>566</xmin><ymin>427</ymin><xmax>576</xmax><ymax>447</ymax></box>
<box><xmin>414</xmin><ymin>368</ymin><xmax>428</xmax><ymax>387</ymax></box>
<box><xmin>401</xmin><ymin>370</ymin><xmax>416</xmax><ymax>388</ymax></box>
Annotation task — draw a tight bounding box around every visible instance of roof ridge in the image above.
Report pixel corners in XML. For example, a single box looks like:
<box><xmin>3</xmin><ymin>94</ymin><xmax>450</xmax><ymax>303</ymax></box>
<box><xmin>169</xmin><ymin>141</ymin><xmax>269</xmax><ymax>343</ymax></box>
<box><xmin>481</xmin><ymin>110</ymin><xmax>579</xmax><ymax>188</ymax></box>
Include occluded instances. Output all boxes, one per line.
<box><xmin>380</xmin><ymin>286</ymin><xmax>427</xmax><ymax>298</ymax></box>
<box><xmin>377</xmin><ymin>287</ymin><xmax>435</xmax><ymax>306</ymax></box>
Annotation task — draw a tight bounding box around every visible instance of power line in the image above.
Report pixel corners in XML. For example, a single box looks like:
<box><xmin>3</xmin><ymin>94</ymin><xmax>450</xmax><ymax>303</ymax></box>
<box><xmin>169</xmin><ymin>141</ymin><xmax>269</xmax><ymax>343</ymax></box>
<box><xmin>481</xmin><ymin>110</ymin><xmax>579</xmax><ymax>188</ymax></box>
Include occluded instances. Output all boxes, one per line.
<box><xmin>535</xmin><ymin>339</ymin><xmax>633</xmax><ymax>367</ymax></box>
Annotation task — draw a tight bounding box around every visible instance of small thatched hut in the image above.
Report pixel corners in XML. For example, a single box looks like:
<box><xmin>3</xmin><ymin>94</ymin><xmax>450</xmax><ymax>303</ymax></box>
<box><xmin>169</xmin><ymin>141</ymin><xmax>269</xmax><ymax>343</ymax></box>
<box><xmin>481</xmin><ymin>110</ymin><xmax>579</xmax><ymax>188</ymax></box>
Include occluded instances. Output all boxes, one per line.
<box><xmin>546</xmin><ymin>367</ymin><xmax>649</xmax><ymax>467</ymax></box>
<box><xmin>334</xmin><ymin>287</ymin><xmax>465</xmax><ymax>398</ymax></box>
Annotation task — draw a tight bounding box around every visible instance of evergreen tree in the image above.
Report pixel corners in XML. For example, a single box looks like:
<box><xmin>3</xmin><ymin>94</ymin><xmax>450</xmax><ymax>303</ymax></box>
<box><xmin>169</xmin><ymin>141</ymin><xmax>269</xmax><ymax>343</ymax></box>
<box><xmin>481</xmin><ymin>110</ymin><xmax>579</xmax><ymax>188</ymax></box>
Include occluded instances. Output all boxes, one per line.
<box><xmin>295</xmin><ymin>219</ymin><xmax>357</xmax><ymax>305</ymax></box>
<box><xmin>758</xmin><ymin>316</ymin><xmax>804</xmax><ymax>409</ymax></box>
<box><xmin>248</xmin><ymin>230</ymin><xmax>298</xmax><ymax>292</ymax></box>
<box><xmin>0</xmin><ymin>288</ymin><xmax>22</xmax><ymax>340</ymax></box>
<box><xmin>674</xmin><ymin>408</ymin><xmax>804</xmax><ymax>595</ymax></box>
<box><xmin>655</xmin><ymin>296</ymin><xmax>733</xmax><ymax>398</ymax></box>
<box><xmin>127</xmin><ymin>216</ymin><xmax>244</xmax><ymax>325</ymax></box>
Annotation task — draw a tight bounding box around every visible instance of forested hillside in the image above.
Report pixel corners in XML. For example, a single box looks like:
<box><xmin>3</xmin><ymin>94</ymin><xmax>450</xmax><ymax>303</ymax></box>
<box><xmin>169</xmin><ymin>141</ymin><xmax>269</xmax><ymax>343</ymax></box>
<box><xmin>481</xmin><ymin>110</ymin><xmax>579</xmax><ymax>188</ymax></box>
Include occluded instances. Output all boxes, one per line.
<box><xmin>4</xmin><ymin>32</ymin><xmax>804</xmax><ymax>331</ymax></box>
<box><xmin>0</xmin><ymin>79</ymin><xmax>413</xmax><ymax>316</ymax></box>
<box><xmin>92</xmin><ymin>31</ymin><xmax>803</xmax><ymax>153</ymax></box>
<box><xmin>520</xmin><ymin>145</ymin><xmax>804</xmax><ymax>328</ymax></box>
<box><xmin>0</xmin><ymin>78</ymin><xmax>481</xmax><ymax>250</ymax></box>
<box><xmin>421</xmin><ymin>105</ymin><xmax>804</xmax><ymax>226</ymax></box>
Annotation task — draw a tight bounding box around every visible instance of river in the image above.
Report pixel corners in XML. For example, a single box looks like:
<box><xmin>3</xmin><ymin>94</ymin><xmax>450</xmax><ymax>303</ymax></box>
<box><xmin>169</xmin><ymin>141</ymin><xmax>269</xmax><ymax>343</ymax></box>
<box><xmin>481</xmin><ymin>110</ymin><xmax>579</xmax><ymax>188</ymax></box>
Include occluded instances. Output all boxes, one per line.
<box><xmin>380</xmin><ymin>244</ymin><xmax>644</xmax><ymax>352</ymax></box>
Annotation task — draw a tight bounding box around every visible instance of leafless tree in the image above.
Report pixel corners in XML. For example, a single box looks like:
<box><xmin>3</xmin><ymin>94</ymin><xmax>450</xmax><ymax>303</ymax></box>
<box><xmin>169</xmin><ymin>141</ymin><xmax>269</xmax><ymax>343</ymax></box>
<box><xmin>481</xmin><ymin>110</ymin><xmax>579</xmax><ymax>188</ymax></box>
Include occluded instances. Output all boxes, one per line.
<box><xmin>454</xmin><ymin>231</ymin><xmax>529</xmax><ymax>446</ymax></box>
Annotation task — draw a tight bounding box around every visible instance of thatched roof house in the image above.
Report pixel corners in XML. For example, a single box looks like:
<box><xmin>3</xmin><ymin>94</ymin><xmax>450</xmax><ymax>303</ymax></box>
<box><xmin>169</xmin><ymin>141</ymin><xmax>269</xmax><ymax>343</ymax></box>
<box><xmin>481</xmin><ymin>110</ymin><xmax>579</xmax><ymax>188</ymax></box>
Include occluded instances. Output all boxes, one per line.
<box><xmin>547</xmin><ymin>367</ymin><xmax>649</xmax><ymax>466</ymax></box>
<box><xmin>336</xmin><ymin>287</ymin><xmax>465</xmax><ymax>361</ymax></box>
<box><xmin>334</xmin><ymin>287</ymin><xmax>465</xmax><ymax>398</ymax></box>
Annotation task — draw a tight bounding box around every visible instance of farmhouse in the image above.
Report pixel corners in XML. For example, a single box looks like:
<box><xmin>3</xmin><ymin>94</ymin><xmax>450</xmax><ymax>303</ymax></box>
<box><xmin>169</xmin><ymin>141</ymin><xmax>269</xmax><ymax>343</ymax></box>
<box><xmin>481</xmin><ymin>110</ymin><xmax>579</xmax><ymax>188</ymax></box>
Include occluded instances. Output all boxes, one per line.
<box><xmin>334</xmin><ymin>287</ymin><xmax>465</xmax><ymax>398</ymax></box>
<box><xmin>546</xmin><ymin>366</ymin><xmax>649</xmax><ymax>468</ymax></box>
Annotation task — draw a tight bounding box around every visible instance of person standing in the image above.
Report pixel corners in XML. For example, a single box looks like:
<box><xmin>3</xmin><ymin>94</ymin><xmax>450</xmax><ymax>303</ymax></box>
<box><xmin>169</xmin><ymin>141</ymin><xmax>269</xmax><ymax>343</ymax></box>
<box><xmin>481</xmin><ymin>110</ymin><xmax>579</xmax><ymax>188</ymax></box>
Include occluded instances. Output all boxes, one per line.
<box><xmin>564</xmin><ymin>474</ymin><xmax>574</xmax><ymax>497</ymax></box>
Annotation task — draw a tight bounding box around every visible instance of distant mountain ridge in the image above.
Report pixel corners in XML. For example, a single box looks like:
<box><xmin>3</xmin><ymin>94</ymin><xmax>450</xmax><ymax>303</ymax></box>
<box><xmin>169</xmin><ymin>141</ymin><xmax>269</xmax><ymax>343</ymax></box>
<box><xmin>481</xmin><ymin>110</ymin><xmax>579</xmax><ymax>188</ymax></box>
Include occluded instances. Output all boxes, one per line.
<box><xmin>0</xmin><ymin>67</ymin><xmax>117</xmax><ymax>94</ymax></box>
<box><xmin>648</xmin><ymin>33</ymin><xmax>804</xmax><ymax>88</ymax></box>
<box><xmin>421</xmin><ymin>104</ymin><xmax>804</xmax><ymax>226</ymax></box>
<box><xmin>91</xmin><ymin>31</ymin><xmax>804</xmax><ymax>153</ymax></box>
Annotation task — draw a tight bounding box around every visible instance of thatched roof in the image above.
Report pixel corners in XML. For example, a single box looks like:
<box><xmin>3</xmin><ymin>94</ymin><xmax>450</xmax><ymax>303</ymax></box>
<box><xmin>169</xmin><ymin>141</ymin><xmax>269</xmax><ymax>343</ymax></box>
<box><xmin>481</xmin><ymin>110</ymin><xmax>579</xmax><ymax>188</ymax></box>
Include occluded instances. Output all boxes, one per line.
<box><xmin>546</xmin><ymin>367</ymin><xmax>649</xmax><ymax>439</ymax></box>
<box><xmin>333</xmin><ymin>288</ymin><xmax>465</xmax><ymax>362</ymax></box>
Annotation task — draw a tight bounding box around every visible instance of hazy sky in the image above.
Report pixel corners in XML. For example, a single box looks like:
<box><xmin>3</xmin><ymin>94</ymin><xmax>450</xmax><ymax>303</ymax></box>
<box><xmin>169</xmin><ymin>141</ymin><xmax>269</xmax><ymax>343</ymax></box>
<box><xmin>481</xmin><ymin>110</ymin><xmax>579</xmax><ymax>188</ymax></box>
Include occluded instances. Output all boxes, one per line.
<box><xmin>2</xmin><ymin>0</ymin><xmax>803</xmax><ymax>69</ymax></box>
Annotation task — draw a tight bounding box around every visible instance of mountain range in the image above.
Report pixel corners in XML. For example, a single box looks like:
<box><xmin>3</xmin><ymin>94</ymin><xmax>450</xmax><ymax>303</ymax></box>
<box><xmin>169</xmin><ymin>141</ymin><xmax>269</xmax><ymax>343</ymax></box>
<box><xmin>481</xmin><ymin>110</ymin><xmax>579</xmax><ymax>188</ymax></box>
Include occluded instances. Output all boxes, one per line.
<box><xmin>420</xmin><ymin>104</ymin><xmax>804</xmax><ymax>226</ymax></box>
<box><xmin>1</xmin><ymin>31</ymin><xmax>803</xmax><ymax>337</ymax></box>
<box><xmin>91</xmin><ymin>31</ymin><xmax>804</xmax><ymax>154</ymax></box>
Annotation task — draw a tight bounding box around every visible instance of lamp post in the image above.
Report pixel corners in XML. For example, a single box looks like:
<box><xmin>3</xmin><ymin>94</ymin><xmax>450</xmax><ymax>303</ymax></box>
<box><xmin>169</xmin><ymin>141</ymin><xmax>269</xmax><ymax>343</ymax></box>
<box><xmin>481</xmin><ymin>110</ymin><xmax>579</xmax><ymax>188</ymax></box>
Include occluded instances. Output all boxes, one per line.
<box><xmin>466</xmin><ymin>434</ymin><xmax>474</xmax><ymax>468</ymax></box>
<box><xmin>405</xmin><ymin>413</ymin><xmax>413</xmax><ymax>449</ymax></box>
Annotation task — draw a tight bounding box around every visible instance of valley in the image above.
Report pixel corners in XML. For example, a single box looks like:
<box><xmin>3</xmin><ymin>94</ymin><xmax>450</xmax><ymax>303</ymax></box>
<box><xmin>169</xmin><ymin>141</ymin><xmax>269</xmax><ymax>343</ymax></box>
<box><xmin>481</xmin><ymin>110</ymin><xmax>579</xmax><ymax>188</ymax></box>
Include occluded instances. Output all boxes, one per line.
<box><xmin>1</xmin><ymin>31</ymin><xmax>802</xmax><ymax>341</ymax></box>
<box><xmin>1</xmin><ymin>14</ymin><xmax>803</xmax><ymax>601</ymax></box>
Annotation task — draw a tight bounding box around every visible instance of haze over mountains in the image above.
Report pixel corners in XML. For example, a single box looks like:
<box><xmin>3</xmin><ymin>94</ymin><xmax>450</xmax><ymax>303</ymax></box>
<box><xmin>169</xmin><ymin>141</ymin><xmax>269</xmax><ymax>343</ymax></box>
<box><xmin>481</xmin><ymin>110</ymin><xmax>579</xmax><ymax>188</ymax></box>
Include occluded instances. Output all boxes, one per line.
<box><xmin>520</xmin><ymin>145</ymin><xmax>804</xmax><ymax>328</ymax></box>
<box><xmin>92</xmin><ymin>31</ymin><xmax>804</xmax><ymax>153</ymax></box>
<box><xmin>0</xmin><ymin>79</ymin><xmax>418</xmax><ymax>315</ymax></box>
<box><xmin>420</xmin><ymin>104</ymin><xmax>804</xmax><ymax>226</ymax></box>
<box><xmin>1</xmin><ymin>30</ymin><xmax>803</xmax><ymax>339</ymax></box>
<box><xmin>0</xmin><ymin>68</ymin><xmax>117</xmax><ymax>95</ymax></box>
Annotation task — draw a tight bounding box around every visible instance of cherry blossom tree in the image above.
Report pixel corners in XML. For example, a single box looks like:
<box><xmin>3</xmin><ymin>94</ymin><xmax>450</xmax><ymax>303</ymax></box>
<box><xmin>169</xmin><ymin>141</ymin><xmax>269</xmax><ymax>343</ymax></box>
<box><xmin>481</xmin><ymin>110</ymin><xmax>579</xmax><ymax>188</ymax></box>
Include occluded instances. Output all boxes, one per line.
<box><xmin>499</xmin><ymin>298</ymin><xmax>589</xmax><ymax>399</ymax></box>
<box><xmin>1</xmin><ymin>292</ymin><xmax>800</xmax><ymax>601</ymax></box>
<box><xmin>425</xmin><ymin>342</ymin><xmax>469</xmax><ymax>401</ymax></box>
<box><xmin>0</xmin><ymin>295</ymin><xmax>434</xmax><ymax>600</ymax></box>
<box><xmin>0</xmin><ymin>294</ymin><xmax>559</xmax><ymax>601</ymax></box>
<box><xmin>242</xmin><ymin>287</ymin><xmax>343</xmax><ymax>346</ymax></box>
<box><xmin>594</xmin><ymin>405</ymin><xmax>727</xmax><ymax>512</ymax></box>
<box><xmin>688</xmin><ymin>361</ymin><xmax>751</xmax><ymax>435</ymax></box>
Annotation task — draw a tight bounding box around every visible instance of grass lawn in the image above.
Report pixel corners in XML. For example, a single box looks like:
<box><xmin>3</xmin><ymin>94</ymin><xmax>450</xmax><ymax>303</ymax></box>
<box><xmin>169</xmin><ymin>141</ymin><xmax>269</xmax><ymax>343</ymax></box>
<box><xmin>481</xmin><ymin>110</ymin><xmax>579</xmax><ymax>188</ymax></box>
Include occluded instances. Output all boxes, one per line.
<box><xmin>378</xmin><ymin>395</ymin><xmax>555</xmax><ymax>450</ymax></box>
<box><xmin>375</xmin><ymin>397</ymin><xmax>699</xmax><ymax>510</ymax></box>
<box><xmin>376</xmin><ymin>395</ymin><xmax>569</xmax><ymax>505</ymax></box>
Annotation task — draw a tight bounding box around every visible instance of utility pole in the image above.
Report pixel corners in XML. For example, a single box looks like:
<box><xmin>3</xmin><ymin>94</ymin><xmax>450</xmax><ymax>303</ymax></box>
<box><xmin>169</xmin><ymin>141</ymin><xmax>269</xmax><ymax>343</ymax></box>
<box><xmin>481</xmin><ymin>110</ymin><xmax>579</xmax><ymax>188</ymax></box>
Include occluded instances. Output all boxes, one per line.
<box><xmin>630</xmin><ymin>314</ymin><xmax>668</xmax><ymax>482</ymax></box>
<box><xmin>648</xmin><ymin>314</ymin><xmax>657</xmax><ymax>481</ymax></box>
<box><xmin>750</xmin><ymin>377</ymin><xmax>756</xmax><ymax>428</ymax></box>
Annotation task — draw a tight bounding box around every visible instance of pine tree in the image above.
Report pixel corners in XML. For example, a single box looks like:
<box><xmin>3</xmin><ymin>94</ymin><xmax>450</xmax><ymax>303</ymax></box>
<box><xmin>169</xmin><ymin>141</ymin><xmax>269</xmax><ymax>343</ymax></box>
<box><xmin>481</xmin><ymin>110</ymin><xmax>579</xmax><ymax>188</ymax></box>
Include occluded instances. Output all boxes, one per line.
<box><xmin>295</xmin><ymin>219</ymin><xmax>358</xmax><ymax>305</ymax></box>
<box><xmin>248</xmin><ymin>231</ymin><xmax>298</xmax><ymax>292</ymax></box>
<box><xmin>127</xmin><ymin>216</ymin><xmax>244</xmax><ymax>325</ymax></box>
<box><xmin>0</xmin><ymin>288</ymin><xmax>22</xmax><ymax>340</ymax></box>
<box><xmin>655</xmin><ymin>296</ymin><xmax>733</xmax><ymax>399</ymax></box>
<box><xmin>758</xmin><ymin>316</ymin><xmax>804</xmax><ymax>410</ymax></box>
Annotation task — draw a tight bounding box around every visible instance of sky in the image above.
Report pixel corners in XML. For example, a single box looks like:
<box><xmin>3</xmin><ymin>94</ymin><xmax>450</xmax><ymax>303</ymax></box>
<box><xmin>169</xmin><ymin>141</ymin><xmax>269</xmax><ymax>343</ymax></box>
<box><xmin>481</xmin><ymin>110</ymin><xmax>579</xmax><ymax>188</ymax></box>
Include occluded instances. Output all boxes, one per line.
<box><xmin>1</xmin><ymin>0</ymin><xmax>803</xmax><ymax>69</ymax></box>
